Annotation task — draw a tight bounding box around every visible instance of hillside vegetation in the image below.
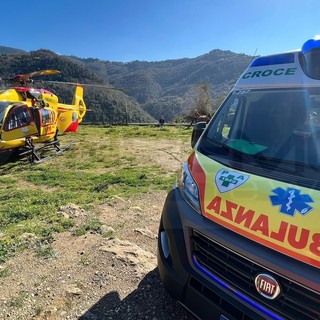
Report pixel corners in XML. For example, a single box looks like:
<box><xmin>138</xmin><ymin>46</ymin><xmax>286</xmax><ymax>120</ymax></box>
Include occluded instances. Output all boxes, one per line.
<box><xmin>0</xmin><ymin>46</ymin><xmax>253</xmax><ymax>123</ymax></box>
<box><xmin>0</xmin><ymin>50</ymin><xmax>154</xmax><ymax>124</ymax></box>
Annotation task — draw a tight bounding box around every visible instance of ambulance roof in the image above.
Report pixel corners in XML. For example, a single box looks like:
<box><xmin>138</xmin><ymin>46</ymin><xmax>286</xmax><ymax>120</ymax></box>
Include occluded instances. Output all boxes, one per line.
<box><xmin>234</xmin><ymin>38</ymin><xmax>320</xmax><ymax>90</ymax></box>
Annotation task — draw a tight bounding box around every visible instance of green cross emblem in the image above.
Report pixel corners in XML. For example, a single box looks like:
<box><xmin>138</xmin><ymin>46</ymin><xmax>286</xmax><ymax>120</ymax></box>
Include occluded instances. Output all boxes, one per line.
<box><xmin>219</xmin><ymin>174</ymin><xmax>238</xmax><ymax>187</ymax></box>
<box><xmin>215</xmin><ymin>169</ymin><xmax>250</xmax><ymax>193</ymax></box>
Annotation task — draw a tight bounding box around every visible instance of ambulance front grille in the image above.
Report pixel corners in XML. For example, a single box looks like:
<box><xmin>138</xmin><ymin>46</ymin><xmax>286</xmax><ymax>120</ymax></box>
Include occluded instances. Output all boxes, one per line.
<box><xmin>191</xmin><ymin>229</ymin><xmax>320</xmax><ymax>320</ymax></box>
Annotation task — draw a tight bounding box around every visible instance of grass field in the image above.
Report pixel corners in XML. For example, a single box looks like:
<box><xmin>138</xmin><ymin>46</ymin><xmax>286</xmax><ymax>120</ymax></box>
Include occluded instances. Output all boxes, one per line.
<box><xmin>0</xmin><ymin>125</ymin><xmax>192</xmax><ymax>264</ymax></box>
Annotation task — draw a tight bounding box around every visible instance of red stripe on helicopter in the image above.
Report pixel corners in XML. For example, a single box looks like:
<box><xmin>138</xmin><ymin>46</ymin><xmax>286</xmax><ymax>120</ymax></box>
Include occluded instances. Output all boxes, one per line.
<box><xmin>64</xmin><ymin>120</ymin><xmax>79</xmax><ymax>133</ymax></box>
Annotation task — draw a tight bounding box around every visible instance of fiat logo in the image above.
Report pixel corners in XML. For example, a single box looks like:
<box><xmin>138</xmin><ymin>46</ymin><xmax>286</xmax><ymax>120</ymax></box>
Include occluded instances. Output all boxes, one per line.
<box><xmin>254</xmin><ymin>274</ymin><xmax>281</xmax><ymax>300</ymax></box>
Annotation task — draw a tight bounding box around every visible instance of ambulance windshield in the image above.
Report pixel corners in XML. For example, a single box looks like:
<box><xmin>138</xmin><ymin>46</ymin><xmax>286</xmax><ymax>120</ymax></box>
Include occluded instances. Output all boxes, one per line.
<box><xmin>200</xmin><ymin>88</ymin><xmax>320</xmax><ymax>174</ymax></box>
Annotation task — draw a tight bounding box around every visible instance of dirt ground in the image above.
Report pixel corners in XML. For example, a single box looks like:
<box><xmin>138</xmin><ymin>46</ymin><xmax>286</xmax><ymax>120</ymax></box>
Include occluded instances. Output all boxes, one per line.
<box><xmin>0</xmin><ymin>137</ymin><xmax>197</xmax><ymax>320</ymax></box>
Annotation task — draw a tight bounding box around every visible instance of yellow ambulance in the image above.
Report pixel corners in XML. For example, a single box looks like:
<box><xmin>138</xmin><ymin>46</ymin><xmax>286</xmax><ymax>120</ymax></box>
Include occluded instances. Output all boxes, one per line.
<box><xmin>157</xmin><ymin>38</ymin><xmax>320</xmax><ymax>320</ymax></box>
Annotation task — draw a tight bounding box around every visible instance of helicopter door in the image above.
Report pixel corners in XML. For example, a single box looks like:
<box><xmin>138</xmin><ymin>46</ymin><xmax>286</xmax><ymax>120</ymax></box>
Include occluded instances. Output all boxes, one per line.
<box><xmin>1</xmin><ymin>104</ymin><xmax>38</xmax><ymax>141</ymax></box>
<box><xmin>57</xmin><ymin>111</ymin><xmax>79</xmax><ymax>133</ymax></box>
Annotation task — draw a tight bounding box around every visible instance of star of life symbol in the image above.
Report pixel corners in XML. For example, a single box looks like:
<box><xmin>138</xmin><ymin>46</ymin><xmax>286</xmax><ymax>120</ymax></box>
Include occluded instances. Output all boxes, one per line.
<box><xmin>269</xmin><ymin>187</ymin><xmax>314</xmax><ymax>216</ymax></box>
<box><xmin>215</xmin><ymin>169</ymin><xmax>249</xmax><ymax>193</ymax></box>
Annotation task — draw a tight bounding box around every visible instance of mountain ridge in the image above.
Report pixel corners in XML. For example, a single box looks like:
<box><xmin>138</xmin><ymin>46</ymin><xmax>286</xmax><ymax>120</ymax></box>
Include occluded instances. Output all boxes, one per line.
<box><xmin>0</xmin><ymin>45</ymin><xmax>253</xmax><ymax>123</ymax></box>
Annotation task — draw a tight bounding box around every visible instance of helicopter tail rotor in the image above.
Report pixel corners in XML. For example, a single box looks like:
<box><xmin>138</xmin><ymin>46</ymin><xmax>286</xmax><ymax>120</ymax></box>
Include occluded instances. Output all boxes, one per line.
<box><xmin>72</xmin><ymin>85</ymin><xmax>87</xmax><ymax>122</ymax></box>
<box><xmin>56</xmin><ymin>84</ymin><xmax>87</xmax><ymax>133</ymax></box>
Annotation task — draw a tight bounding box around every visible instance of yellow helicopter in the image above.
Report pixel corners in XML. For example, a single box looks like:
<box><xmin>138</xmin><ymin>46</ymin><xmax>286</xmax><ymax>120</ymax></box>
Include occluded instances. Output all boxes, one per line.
<box><xmin>0</xmin><ymin>69</ymin><xmax>86</xmax><ymax>164</ymax></box>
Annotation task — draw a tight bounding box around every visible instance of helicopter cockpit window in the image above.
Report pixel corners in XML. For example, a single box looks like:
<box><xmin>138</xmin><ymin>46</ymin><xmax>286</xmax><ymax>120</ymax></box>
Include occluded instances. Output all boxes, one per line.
<box><xmin>4</xmin><ymin>104</ymin><xmax>32</xmax><ymax>131</ymax></box>
<box><xmin>40</xmin><ymin>109</ymin><xmax>54</xmax><ymax>125</ymax></box>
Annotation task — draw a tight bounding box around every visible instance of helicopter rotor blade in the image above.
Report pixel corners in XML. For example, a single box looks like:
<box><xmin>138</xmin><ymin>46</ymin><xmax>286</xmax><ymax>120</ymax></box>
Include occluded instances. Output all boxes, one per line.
<box><xmin>0</xmin><ymin>69</ymin><xmax>128</xmax><ymax>93</ymax></box>
<box><xmin>13</xmin><ymin>69</ymin><xmax>61</xmax><ymax>83</ymax></box>
<box><xmin>37</xmin><ymin>80</ymin><xmax>128</xmax><ymax>92</ymax></box>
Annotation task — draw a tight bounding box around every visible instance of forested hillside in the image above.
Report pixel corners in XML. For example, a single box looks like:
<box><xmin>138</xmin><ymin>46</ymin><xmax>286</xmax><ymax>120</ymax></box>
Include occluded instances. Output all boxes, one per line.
<box><xmin>0</xmin><ymin>50</ymin><xmax>154</xmax><ymax>124</ymax></box>
<box><xmin>0</xmin><ymin>46</ymin><xmax>253</xmax><ymax>123</ymax></box>
<box><xmin>71</xmin><ymin>49</ymin><xmax>253</xmax><ymax>121</ymax></box>
<box><xmin>0</xmin><ymin>45</ymin><xmax>25</xmax><ymax>55</ymax></box>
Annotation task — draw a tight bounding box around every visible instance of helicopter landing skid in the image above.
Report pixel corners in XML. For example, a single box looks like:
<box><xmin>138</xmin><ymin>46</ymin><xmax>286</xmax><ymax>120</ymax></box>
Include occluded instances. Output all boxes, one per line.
<box><xmin>19</xmin><ymin>138</ymin><xmax>74</xmax><ymax>164</ymax></box>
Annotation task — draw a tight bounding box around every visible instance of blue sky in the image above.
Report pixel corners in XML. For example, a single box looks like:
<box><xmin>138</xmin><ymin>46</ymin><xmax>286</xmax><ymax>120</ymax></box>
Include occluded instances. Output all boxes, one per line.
<box><xmin>2</xmin><ymin>0</ymin><xmax>319</xmax><ymax>62</ymax></box>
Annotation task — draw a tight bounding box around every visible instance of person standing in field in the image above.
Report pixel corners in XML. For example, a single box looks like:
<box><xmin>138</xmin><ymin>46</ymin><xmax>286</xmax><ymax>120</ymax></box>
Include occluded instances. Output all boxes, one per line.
<box><xmin>189</xmin><ymin>110</ymin><xmax>200</xmax><ymax>126</ymax></box>
<box><xmin>159</xmin><ymin>116</ymin><xmax>165</xmax><ymax>129</ymax></box>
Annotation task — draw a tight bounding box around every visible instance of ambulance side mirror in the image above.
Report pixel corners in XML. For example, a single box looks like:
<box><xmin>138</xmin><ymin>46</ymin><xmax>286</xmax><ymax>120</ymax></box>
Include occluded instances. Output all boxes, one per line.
<box><xmin>191</xmin><ymin>121</ymin><xmax>207</xmax><ymax>148</ymax></box>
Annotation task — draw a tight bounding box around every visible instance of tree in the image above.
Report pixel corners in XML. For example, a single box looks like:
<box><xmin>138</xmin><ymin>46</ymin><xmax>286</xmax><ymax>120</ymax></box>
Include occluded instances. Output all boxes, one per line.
<box><xmin>193</xmin><ymin>83</ymin><xmax>212</xmax><ymax>115</ymax></box>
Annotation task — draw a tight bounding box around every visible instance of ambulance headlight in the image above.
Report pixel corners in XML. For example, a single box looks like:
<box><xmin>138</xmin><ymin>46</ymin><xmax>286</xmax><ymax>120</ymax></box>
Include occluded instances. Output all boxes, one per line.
<box><xmin>177</xmin><ymin>162</ymin><xmax>201</xmax><ymax>213</ymax></box>
<box><xmin>300</xmin><ymin>37</ymin><xmax>320</xmax><ymax>79</ymax></box>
